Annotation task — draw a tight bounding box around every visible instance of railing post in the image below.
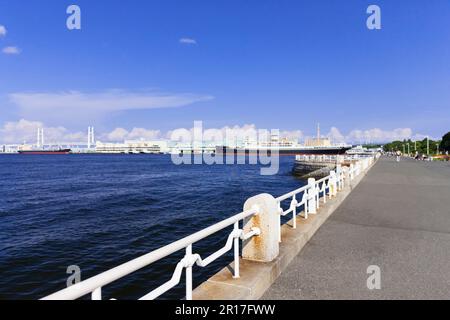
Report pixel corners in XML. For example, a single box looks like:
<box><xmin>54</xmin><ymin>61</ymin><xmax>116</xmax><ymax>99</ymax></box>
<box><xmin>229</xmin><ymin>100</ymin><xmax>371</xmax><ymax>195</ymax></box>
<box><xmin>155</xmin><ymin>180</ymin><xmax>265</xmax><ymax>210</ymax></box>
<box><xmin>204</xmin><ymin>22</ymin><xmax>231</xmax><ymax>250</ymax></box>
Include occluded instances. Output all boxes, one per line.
<box><xmin>343</xmin><ymin>166</ymin><xmax>349</xmax><ymax>186</ymax></box>
<box><xmin>329</xmin><ymin>171</ymin><xmax>337</xmax><ymax>197</ymax></box>
<box><xmin>307</xmin><ymin>178</ymin><xmax>317</xmax><ymax>214</ymax></box>
<box><xmin>242</xmin><ymin>194</ymin><xmax>279</xmax><ymax>262</ymax></box>
<box><xmin>277</xmin><ymin>202</ymin><xmax>282</xmax><ymax>242</ymax></box>
<box><xmin>185</xmin><ymin>245</ymin><xmax>193</xmax><ymax>300</ymax></box>
<box><xmin>315</xmin><ymin>184</ymin><xmax>320</xmax><ymax>210</ymax></box>
<box><xmin>290</xmin><ymin>196</ymin><xmax>298</xmax><ymax>229</ymax></box>
<box><xmin>91</xmin><ymin>287</ymin><xmax>102</xmax><ymax>300</ymax></box>
<box><xmin>233</xmin><ymin>222</ymin><xmax>240</xmax><ymax>278</ymax></box>
<box><xmin>336</xmin><ymin>165</ymin><xmax>342</xmax><ymax>190</ymax></box>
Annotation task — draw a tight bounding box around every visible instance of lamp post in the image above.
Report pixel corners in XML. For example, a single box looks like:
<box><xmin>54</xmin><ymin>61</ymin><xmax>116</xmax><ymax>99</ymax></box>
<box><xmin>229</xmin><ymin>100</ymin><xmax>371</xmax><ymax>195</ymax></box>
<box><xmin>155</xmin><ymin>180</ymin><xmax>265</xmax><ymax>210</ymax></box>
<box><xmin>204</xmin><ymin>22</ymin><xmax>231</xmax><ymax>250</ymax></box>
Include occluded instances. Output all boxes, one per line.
<box><xmin>407</xmin><ymin>143</ymin><xmax>410</xmax><ymax>157</ymax></box>
<box><xmin>427</xmin><ymin>136</ymin><xmax>430</xmax><ymax>156</ymax></box>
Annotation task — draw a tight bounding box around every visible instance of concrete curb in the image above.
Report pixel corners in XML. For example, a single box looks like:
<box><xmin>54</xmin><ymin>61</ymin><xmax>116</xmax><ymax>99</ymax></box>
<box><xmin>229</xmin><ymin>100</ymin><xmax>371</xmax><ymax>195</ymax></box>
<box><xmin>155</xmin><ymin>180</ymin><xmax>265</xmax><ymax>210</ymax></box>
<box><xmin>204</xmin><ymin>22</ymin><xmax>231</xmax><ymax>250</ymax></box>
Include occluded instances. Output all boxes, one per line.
<box><xmin>192</xmin><ymin>161</ymin><xmax>376</xmax><ymax>300</ymax></box>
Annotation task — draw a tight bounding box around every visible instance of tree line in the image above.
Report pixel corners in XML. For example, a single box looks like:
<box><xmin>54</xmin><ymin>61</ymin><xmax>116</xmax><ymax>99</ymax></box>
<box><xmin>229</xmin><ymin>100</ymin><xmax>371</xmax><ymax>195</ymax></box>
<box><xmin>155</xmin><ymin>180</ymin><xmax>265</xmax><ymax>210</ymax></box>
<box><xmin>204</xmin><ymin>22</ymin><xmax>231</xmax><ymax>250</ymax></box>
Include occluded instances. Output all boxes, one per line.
<box><xmin>381</xmin><ymin>132</ymin><xmax>450</xmax><ymax>155</ymax></box>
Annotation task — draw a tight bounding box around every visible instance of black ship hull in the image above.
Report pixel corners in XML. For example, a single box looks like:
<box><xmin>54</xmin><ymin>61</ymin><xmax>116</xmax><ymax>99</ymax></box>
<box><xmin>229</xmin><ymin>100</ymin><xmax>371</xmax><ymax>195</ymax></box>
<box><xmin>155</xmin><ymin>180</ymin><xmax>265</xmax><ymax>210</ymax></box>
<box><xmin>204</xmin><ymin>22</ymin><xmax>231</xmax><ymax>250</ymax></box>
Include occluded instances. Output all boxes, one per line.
<box><xmin>215</xmin><ymin>146</ymin><xmax>351</xmax><ymax>156</ymax></box>
<box><xmin>18</xmin><ymin>149</ymin><xmax>72</xmax><ymax>155</ymax></box>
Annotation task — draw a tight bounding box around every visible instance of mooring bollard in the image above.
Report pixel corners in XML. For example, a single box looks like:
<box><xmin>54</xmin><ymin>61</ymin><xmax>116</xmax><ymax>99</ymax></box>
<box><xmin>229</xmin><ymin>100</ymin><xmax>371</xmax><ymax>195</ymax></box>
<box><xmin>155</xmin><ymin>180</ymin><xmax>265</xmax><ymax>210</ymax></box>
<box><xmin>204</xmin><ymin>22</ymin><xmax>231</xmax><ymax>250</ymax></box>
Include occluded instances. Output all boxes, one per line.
<box><xmin>242</xmin><ymin>194</ymin><xmax>279</xmax><ymax>262</ymax></box>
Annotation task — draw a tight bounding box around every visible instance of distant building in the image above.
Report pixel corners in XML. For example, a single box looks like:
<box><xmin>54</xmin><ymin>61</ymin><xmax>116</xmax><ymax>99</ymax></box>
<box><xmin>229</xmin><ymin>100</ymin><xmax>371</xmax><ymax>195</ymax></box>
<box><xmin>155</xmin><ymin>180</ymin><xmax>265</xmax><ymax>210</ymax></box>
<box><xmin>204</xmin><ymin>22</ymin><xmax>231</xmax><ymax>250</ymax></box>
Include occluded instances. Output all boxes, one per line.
<box><xmin>18</xmin><ymin>144</ymin><xmax>34</xmax><ymax>151</ymax></box>
<box><xmin>304</xmin><ymin>137</ymin><xmax>332</xmax><ymax>147</ymax></box>
<box><xmin>0</xmin><ymin>144</ymin><xmax>20</xmax><ymax>153</ymax></box>
<box><xmin>95</xmin><ymin>140</ymin><xmax>169</xmax><ymax>154</ymax></box>
<box><xmin>258</xmin><ymin>134</ymin><xmax>297</xmax><ymax>147</ymax></box>
<box><xmin>304</xmin><ymin>123</ymin><xmax>332</xmax><ymax>147</ymax></box>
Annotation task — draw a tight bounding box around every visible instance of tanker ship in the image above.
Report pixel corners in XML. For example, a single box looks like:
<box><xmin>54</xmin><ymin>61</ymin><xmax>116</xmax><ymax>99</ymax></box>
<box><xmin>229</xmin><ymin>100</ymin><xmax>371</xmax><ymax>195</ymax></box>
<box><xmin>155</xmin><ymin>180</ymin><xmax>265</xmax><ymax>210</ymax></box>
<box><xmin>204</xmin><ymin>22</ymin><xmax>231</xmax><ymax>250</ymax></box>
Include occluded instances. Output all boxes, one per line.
<box><xmin>18</xmin><ymin>149</ymin><xmax>72</xmax><ymax>155</ymax></box>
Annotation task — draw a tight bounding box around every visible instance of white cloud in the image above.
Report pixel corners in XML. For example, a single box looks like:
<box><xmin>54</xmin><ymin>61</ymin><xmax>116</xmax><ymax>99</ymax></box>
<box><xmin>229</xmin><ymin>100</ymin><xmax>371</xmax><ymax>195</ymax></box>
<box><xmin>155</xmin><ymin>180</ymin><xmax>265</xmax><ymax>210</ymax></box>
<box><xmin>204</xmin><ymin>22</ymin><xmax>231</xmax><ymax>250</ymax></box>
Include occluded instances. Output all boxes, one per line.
<box><xmin>327</xmin><ymin>127</ymin><xmax>345</xmax><ymax>143</ymax></box>
<box><xmin>100</xmin><ymin>127</ymin><xmax>161</xmax><ymax>142</ymax></box>
<box><xmin>1</xmin><ymin>120</ymin><xmax>431</xmax><ymax>146</ymax></box>
<box><xmin>0</xmin><ymin>119</ymin><xmax>85</xmax><ymax>144</ymax></box>
<box><xmin>2</xmin><ymin>46</ymin><xmax>20</xmax><ymax>54</ymax></box>
<box><xmin>127</xmin><ymin>128</ymin><xmax>161</xmax><ymax>140</ymax></box>
<box><xmin>346</xmin><ymin>128</ymin><xmax>413</xmax><ymax>144</ymax></box>
<box><xmin>10</xmin><ymin>90</ymin><xmax>213</xmax><ymax>112</ymax></box>
<box><xmin>280</xmin><ymin>130</ymin><xmax>303</xmax><ymax>142</ymax></box>
<box><xmin>2</xmin><ymin>121</ymin><xmax>298</xmax><ymax>144</ymax></box>
<box><xmin>166</xmin><ymin>127</ymin><xmax>192</xmax><ymax>141</ymax></box>
<box><xmin>331</xmin><ymin>127</ymin><xmax>432</xmax><ymax>144</ymax></box>
<box><xmin>9</xmin><ymin>90</ymin><xmax>214</xmax><ymax>124</ymax></box>
<box><xmin>103</xmin><ymin>128</ymin><xmax>129</xmax><ymax>142</ymax></box>
<box><xmin>167</xmin><ymin>124</ymin><xmax>303</xmax><ymax>145</ymax></box>
<box><xmin>166</xmin><ymin>124</ymin><xmax>254</xmax><ymax>141</ymax></box>
<box><xmin>179</xmin><ymin>38</ymin><xmax>197</xmax><ymax>45</ymax></box>
<box><xmin>0</xmin><ymin>25</ymin><xmax>6</xmax><ymax>37</ymax></box>
<box><xmin>322</xmin><ymin>127</ymin><xmax>431</xmax><ymax>144</ymax></box>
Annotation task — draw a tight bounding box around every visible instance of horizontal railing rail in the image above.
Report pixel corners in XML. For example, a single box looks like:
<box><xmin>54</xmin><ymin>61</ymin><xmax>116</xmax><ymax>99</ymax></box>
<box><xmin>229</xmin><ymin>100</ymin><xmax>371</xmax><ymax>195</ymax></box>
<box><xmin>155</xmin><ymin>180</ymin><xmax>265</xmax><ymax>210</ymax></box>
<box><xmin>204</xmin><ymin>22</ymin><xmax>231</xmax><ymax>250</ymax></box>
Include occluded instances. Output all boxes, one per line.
<box><xmin>42</xmin><ymin>153</ymin><xmax>379</xmax><ymax>300</ymax></box>
<box><xmin>42</xmin><ymin>207</ymin><xmax>259</xmax><ymax>300</ymax></box>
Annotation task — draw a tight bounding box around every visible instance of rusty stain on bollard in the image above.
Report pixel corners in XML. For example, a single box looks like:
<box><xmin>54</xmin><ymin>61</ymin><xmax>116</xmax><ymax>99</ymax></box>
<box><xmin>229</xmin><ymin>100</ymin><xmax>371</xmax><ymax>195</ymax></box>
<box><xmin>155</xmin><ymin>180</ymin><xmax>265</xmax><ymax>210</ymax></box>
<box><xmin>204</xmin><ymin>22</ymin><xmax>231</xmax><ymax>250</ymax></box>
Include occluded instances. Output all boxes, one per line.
<box><xmin>243</xmin><ymin>194</ymin><xmax>279</xmax><ymax>262</ymax></box>
<box><xmin>252</xmin><ymin>214</ymin><xmax>262</xmax><ymax>250</ymax></box>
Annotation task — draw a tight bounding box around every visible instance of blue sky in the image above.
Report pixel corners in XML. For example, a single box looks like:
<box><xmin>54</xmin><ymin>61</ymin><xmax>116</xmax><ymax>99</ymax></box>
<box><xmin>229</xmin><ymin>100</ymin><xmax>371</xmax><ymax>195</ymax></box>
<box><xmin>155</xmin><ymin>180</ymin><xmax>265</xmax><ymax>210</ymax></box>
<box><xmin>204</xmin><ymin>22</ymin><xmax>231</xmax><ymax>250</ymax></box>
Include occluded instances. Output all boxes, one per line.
<box><xmin>0</xmin><ymin>0</ymin><xmax>449</xmax><ymax>143</ymax></box>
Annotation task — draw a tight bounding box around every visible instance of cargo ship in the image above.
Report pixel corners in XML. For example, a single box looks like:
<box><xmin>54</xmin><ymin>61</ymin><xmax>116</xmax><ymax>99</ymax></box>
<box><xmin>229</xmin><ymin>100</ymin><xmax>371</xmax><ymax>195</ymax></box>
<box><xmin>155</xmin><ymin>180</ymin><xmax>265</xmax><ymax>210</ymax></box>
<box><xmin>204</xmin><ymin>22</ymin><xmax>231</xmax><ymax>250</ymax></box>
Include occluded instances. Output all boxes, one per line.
<box><xmin>18</xmin><ymin>149</ymin><xmax>72</xmax><ymax>155</ymax></box>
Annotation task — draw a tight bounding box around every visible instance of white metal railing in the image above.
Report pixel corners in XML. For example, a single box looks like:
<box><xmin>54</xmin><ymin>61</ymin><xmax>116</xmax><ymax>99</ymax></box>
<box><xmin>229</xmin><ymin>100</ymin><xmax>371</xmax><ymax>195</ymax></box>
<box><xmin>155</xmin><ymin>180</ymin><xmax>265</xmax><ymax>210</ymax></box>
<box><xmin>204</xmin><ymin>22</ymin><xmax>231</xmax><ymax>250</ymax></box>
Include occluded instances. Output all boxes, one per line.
<box><xmin>275</xmin><ymin>154</ymin><xmax>380</xmax><ymax>244</ymax></box>
<box><xmin>42</xmin><ymin>207</ymin><xmax>260</xmax><ymax>300</ymax></box>
<box><xmin>274</xmin><ymin>166</ymin><xmax>343</xmax><ymax>242</ymax></box>
<box><xmin>295</xmin><ymin>154</ymin><xmax>375</xmax><ymax>163</ymax></box>
<box><xmin>42</xmin><ymin>154</ymin><xmax>379</xmax><ymax>300</ymax></box>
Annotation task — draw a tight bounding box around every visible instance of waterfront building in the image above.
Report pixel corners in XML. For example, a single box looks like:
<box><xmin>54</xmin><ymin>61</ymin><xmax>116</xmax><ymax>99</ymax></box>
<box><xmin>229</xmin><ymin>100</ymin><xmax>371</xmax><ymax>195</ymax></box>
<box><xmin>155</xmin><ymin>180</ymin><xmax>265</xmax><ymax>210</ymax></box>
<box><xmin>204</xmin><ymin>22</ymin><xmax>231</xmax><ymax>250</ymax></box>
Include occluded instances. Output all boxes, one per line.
<box><xmin>0</xmin><ymin>144</ymin><xmax>20</xmax><ymax>153</ymax></box>
<box><xmin>95</xmin><ymin>140</ymin><xmax>170</xmax><ymax>154</ymax></box>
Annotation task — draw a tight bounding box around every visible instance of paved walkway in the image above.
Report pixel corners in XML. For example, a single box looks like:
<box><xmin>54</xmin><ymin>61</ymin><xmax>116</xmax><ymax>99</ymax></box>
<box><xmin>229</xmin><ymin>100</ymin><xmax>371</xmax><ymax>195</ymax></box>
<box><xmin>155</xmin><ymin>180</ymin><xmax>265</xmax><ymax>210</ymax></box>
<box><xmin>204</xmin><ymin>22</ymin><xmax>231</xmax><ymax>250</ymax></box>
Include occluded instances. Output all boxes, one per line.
<box><xmin>263</xmin><ymin>157</ymin><xmax>450</xmax><ymax>299</ymax></box>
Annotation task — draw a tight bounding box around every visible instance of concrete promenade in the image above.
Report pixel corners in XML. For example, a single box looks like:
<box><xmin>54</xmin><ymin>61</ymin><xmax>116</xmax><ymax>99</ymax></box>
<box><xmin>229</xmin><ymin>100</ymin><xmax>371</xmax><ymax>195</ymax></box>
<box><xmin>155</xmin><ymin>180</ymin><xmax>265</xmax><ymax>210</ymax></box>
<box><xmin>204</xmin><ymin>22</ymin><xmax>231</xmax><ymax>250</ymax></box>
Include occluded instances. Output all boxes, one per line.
<box><xmin>263</xmin><ymin>157</ymin><xmax>450</xmax><ymax>299</ymax></box>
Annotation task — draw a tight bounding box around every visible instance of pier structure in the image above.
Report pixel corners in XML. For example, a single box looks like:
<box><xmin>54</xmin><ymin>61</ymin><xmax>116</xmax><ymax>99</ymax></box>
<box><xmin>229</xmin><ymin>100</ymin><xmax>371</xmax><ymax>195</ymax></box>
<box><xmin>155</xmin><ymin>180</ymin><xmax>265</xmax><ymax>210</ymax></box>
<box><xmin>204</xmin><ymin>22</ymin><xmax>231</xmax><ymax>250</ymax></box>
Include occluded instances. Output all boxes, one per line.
<box><xmin>263</xmin><ymin>156</ymin><xmax>450</xmax><ymax>299</ymax></box>
<box><xmin>293</xmin><ymin>154</ymin><xmax>375</xmax><ymax>179</ymax></box>
<box><xmin>42</xmin><ymin>155</ymin><xmax>378</xmax><ymax>300</ymax></box>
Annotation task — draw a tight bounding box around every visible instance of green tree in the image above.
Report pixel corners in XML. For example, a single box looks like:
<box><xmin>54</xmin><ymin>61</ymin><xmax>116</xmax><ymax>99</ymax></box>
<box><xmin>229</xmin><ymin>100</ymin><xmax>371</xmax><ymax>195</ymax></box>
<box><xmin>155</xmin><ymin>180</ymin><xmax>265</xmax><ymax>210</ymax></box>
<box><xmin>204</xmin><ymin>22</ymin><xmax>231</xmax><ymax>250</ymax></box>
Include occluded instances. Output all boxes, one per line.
<box><xmin>383</xmin><ymin>137</ymin><xmax>443</xmax><ymax>155</ymax></box>
<box><xmin>442</xmin><ymin>132</ymin><xmax>450</xmax><ymax>153</ymax></box>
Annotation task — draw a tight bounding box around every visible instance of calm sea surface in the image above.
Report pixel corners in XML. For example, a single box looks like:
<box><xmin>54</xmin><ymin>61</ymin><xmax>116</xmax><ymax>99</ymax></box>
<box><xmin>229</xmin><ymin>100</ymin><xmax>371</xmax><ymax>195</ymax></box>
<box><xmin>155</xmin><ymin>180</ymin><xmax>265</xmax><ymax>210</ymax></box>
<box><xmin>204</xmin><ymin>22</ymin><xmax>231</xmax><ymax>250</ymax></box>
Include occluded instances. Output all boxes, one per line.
<box><xmin>0</xmin><ymin>154</ymin><xmax>305</xmax><ymax>300</ymax></box>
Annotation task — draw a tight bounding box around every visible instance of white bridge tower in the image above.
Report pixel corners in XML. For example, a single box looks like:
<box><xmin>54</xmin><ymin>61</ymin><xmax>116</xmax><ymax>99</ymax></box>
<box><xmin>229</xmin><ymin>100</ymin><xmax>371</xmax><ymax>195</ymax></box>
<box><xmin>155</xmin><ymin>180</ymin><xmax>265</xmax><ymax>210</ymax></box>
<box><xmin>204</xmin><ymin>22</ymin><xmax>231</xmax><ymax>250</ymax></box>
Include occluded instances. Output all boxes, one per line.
<box><xmin>36</xmin><ymin>128</ymin><xmax>44</xmax><ymax>148</ymax></box>
<box><xmin>87</xmin><ymin>126</ymin><xmax>95</xmax><ymax>149</ymax></box>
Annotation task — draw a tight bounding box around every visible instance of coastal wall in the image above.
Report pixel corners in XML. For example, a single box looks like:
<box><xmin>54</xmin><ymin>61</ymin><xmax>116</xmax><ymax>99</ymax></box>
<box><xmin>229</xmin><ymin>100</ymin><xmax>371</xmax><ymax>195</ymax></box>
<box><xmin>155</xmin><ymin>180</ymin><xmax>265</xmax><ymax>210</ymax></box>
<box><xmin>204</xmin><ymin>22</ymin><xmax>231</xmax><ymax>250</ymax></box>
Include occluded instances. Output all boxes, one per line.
<box><xmin>192</xmin><ymin>158</ymin><xmax>376</xmax><ymax>300</ymax></box>
<box><xmin>293</xmin><ymin>161</ymin><xmax>336</xmax><ymax>179</ymax></box>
